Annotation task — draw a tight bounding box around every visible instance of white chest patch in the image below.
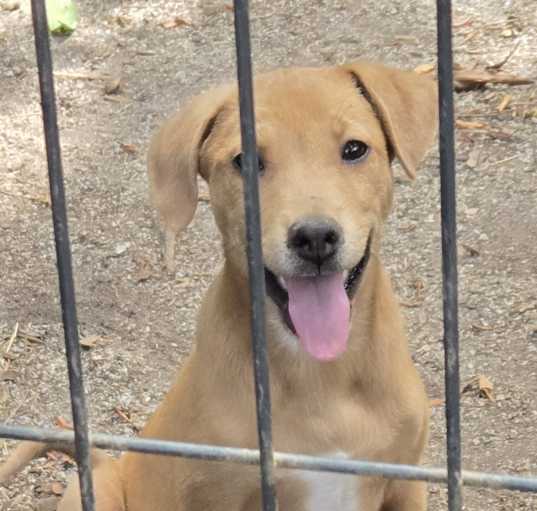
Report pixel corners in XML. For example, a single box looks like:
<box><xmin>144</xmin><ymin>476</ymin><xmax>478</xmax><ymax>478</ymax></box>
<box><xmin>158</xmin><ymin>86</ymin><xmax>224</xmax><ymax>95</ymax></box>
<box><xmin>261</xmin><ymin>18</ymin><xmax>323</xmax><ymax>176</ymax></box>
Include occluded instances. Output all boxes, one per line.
<box><xmin>295</xmin><ymin>452</ymin><xmax>360</xmax><ymax>511</ymax></box>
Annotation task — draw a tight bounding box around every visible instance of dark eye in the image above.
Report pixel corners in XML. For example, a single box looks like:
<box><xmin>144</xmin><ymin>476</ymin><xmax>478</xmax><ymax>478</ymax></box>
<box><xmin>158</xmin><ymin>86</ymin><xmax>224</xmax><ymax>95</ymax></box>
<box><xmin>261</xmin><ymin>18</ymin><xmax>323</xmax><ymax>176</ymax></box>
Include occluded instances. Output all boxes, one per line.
<box><xmin>341</xmin><ymin>140</ymin><xmax>369</xmax><ymax>164</ymax></box>
<box><xmin>232</xmin><ymin>153</ymin><xmax>265</xmax><ymax>174</ymax></box>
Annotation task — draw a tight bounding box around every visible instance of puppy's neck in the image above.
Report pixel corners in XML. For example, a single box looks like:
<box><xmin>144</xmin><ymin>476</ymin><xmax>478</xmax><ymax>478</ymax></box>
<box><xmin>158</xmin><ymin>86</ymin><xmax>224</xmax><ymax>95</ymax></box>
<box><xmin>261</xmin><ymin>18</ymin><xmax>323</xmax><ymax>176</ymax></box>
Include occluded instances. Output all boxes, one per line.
<box><xmin>194</xmin><ymin>256</ymin><xmax>406</xmax><ymax>393</ymax></box>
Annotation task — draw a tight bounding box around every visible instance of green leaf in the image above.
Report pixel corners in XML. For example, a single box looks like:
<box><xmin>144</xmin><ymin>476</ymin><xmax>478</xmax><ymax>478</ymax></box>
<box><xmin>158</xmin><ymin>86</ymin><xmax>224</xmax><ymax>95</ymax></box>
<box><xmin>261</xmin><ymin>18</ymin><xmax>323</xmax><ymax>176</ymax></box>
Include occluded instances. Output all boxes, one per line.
<box><xmin>46</xmin><ymin>0</ymin><xmax>79</xmax><ymax>35</ymax></box>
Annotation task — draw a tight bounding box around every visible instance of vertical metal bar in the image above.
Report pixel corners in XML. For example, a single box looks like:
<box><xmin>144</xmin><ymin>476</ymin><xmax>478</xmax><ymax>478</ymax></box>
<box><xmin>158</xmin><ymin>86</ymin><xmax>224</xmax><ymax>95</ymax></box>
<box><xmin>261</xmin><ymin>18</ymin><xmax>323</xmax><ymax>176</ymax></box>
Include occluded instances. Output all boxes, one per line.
<box><xmin>30</xmin><ymin>2</ymin><xmax>95</xmax><ymax>511</ymax></box>
<box><xmin>232</xmin><ymin>1</ymin><xmax>278</xmax><ymax>510</ymax></box>
<box><xmin>436</xmin><ymin>1</ymin><xmax>462</xmax><ymax>510</ymax></box>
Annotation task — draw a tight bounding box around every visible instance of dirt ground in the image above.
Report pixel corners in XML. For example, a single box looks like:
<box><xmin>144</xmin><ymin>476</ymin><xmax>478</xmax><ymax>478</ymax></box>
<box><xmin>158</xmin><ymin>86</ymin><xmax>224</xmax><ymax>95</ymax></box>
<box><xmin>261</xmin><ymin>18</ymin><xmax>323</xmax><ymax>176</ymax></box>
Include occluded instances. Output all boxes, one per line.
<box><xmin>0</xmin><ymin>0</ymin><xmax>536</xmax><ymax>509</ymax></box>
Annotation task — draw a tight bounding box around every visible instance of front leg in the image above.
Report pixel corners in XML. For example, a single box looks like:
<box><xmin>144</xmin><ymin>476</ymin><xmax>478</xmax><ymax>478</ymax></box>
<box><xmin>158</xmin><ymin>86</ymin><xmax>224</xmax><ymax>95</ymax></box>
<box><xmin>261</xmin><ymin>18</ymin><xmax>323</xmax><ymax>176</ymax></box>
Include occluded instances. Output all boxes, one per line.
<box><xmin>380</xmin><ymin>479</ymin><xmax>427</xmax><ymax>511</ymax></box>
<box><xmin>57</xmin><ymin>458</ymin><xmax>125</xmax><ymax>511</ymax></box>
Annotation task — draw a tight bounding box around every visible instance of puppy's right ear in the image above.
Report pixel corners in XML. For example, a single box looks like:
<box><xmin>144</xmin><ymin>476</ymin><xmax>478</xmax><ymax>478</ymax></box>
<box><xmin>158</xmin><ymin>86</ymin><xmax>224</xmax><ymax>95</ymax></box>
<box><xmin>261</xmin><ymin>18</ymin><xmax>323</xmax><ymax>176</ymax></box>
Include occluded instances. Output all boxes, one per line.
<box><xmin>148</xmin><ymin>87</ymin><xmax>229</xmax><ymax>270</ymax></box>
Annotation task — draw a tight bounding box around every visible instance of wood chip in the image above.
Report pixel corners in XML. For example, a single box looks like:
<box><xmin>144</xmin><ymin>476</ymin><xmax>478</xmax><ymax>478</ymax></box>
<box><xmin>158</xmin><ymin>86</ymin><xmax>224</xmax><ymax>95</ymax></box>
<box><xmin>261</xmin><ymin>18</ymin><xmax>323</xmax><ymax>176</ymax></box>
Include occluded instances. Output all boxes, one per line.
<box><xmin>104</xmin><ymin>78</ymin><xmax>122</xmax><ymax>95</ymax></box>
<box><xmin>399</xmin><ymin>300</ymin><xmax>423</xmax><ymax>308</ymax></box>
<box><xmin>454</xmin><ymin>68</ymin><xmax>533</xmax><ymax>92</ymax></box>
<box><xmin>80</xmin><ymin>335</ymin><xmax>103</xmax><ymax>349</ymax></box>
<box><xmin>103</xmin><ymin>95</ymin><xmax>130</xmax><ymax>104</ymax></box>
<box><xmin>28</xmin><ymin>192</ymin><xmax>51</xmax><ymax>207</ymax></box>
<box><xmin>497</xmin><ymin>94</ymin><xmax>513</xmax><ymax>112</ymax></box>
<box><xmin>120</xmin><ymin>143</ymin><xmax>137</xmax><ymax>154</ymax></box>
<box><xmin>4</xmin><ymin>322</ymin><xmax>19</xmax><ymax>354</ymax></box>
<box><xmin>471</xmin><ymin>323</ymin><xmax>495</xmax><ymax>333</ymax></box>
<box><xmin>0</xmin><ymin>370</ymin><xmax>17</xmax><ymax>382</ymax></box>
<box><xmin>456</xmin><ymin>119</ymin><xmax>489</xmax><ymax>130</ymax></box>
<box><xmin>18</xmin><ymin>330</ymin><xmax>45</xmax><ymax>344</ymax></box>
<box><xmin>54</xmin><ymin>72</ymin><xmax>110</xmax><ymax>81</ymax></box>
<box><xmin>160</xmin><ymin>17</ymin><xmax>190</xmax><ymax>29</ymax></box>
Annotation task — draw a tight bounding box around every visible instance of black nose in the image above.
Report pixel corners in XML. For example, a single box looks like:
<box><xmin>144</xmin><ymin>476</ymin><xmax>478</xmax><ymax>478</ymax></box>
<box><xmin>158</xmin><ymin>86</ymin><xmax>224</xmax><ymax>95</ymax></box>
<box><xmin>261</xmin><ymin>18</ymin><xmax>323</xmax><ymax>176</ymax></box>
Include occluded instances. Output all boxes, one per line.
<box><xmin>287</xmin><ymin>217</ymin><xmax>342</xmax><ymax>266</ymax></box>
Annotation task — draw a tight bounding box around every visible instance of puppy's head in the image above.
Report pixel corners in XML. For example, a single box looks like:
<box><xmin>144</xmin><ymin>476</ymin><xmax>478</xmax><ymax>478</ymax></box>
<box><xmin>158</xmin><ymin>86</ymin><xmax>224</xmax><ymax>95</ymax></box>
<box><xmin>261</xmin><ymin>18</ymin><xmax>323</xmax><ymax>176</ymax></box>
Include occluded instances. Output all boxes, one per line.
<box><xmin>149</xmin><ymin>62</ymin><xmax>437</xmax><ymax>361</ymax></box>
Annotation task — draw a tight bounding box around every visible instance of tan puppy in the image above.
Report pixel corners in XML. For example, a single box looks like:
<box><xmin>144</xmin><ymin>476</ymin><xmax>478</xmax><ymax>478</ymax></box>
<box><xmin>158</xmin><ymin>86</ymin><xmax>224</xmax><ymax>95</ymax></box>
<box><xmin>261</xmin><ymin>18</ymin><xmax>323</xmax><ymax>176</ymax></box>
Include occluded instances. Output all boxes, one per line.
<box><xmin>0</xmin><ymin>61</ymin><xmax>437</xmax><ymax>511</ymax></box>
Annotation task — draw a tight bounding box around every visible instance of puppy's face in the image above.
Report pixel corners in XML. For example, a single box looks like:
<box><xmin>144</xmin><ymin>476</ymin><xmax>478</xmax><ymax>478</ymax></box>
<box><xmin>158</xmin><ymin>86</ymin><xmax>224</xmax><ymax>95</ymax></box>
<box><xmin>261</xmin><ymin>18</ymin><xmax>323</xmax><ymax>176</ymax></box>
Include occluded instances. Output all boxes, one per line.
<box><xmin>203</xmin><ymin>70</ymin><xmax>392</xmax><ymax>360</ymax></box>
<box><xmin>149</xmin><ymin>63</ymin><xmax>437</xmax><ymax>361</ymax></box>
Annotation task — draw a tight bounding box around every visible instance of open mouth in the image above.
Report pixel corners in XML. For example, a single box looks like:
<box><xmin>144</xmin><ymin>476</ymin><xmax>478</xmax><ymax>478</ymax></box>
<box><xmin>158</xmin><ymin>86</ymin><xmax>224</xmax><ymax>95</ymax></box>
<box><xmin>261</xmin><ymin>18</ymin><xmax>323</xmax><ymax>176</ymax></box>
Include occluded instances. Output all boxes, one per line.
<box><xmin>264</xmin><ymin>234</ymin><xmax>372</xmax><ymax>360</ymax></box>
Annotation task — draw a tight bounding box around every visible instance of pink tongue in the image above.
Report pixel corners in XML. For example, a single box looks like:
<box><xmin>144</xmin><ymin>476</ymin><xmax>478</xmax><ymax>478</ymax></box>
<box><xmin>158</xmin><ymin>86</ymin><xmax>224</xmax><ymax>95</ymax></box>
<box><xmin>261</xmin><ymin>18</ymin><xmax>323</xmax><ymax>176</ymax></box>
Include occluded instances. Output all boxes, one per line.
<box><xmin>285</xmin><ymin>273</ymin><xmax>350</xmax><ymax>361</ymax></box>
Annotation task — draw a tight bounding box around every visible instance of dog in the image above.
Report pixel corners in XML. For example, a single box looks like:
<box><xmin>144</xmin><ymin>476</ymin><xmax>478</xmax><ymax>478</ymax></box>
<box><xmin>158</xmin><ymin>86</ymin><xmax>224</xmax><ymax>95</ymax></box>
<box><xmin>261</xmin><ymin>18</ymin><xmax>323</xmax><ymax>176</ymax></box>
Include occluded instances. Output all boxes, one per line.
<box><xmin>0</xmin><ymin>61</ymin><xmax>437</xmax><ymax>510</ymax></box>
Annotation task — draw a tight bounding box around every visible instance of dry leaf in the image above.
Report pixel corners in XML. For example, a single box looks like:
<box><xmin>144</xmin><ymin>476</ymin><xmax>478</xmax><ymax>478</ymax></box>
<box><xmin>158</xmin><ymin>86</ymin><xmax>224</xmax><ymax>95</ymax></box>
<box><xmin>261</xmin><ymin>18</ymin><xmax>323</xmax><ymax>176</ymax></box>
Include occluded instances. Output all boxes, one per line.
<box><xmin>55</xmin><ymin>416</ymin><xmax>73</xmax><ymax>429</ymax></box>
<box><xmin>160</xmin><ymin>17</ymin><xmax>190</xmax><ymax>29</ymax></box>
<box><xmin>461</xmin><ymin>243</ymin><xmax>480</xmax><ymax>257</ymax></box>
<box><xmin>497</xmin><ymin>94</ymin><xmax>513</xmax><ymax>112</ymax></box>
<box><xmin>414</xmin><ymin>63</ymin><xmax>435</xmax><ymax>75</ymax></box>
<box><xmin>114</xmin><ymin>406</ymin><xmax>140</xmax><ymax>432</ymax></box>
<box><xmin>104</xmin><ymin>78</ymin><xmax>122</xmax><ymax>95</ymax></box>
<box><xmin>120</xmin><ymin>143</ymin><xmax>138</xmax><ymax>154</ymax></box>
<box><xmin>462</xmin><ymin>375</ymin><xmax>494</xmax><ymax>401</ymax></box>
<box><xmin>430</xmin><ymin>398</ymin><xmax>444</xmax><ymax>408</ymax></box>
<box><xmin>478</xmin><ymin>375</ymin><xmax>494</xmax><ymax>401</ymax></box>
<box><xmin>80</xmin><ymin>335</ymin><xmax>102</xmax><ymax>349</ymax></box>
<box><xmin>456</xmin><ymin>119</ymin><xmax>489</xmax><ymax>130</ymax></box>
<box><xmin>224</xmin><ymin>3</ymin><xmax>233</xmax><ymax>11</ymax></box>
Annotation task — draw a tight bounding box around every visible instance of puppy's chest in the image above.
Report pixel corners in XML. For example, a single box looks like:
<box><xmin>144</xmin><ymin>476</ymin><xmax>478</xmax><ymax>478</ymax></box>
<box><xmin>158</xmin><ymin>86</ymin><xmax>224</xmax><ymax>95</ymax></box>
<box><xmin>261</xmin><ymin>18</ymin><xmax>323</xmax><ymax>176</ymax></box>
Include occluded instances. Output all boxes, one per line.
<box><xmin>289</xmin><ymin>452</ymin><xmax>361</xmax><ymax>511</ymax></box>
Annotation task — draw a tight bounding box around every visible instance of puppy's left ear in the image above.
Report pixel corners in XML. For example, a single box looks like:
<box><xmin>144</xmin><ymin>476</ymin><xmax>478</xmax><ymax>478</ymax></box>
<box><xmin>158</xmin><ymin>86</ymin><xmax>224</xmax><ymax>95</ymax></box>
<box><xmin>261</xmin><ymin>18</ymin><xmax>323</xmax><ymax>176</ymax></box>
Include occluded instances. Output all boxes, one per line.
<box><xmin>342</xmin><ymin>61</ymin><xmax>438</xmax><ymax>179</ymax></box>
<box><xmin>148</xmin><ymin>86</ymin><xmax>230</xmax><ymax>270</ymax></box>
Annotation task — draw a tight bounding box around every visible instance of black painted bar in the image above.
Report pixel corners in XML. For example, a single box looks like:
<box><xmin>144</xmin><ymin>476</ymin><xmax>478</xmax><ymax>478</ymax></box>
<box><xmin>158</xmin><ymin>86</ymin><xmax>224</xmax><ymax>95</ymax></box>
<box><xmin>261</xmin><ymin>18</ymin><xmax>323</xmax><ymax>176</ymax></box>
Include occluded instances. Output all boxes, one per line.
<box><xmin>232</xmin><ymin>1</ymin><xmax>278</xmax><ymax>510</ymax></box>
<box><xmin>436</xmin><ymin>1</ymin><xmax>463</xmax><ymax>510</ymax></box>
<box><xmin>29</xmin><ymin>2</ymin><xmax>95</xmax><ymax>511</ymax></box>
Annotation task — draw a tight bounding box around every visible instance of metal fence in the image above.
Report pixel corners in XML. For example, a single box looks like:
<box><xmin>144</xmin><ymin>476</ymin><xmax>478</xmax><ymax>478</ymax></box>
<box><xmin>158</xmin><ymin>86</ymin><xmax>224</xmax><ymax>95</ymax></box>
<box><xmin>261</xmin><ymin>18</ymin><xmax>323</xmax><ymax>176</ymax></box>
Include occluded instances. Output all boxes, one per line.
<box><xmin>1</xmin><ymin>1</ymin><xmax>536</xmax><ymax>510</ymax></box>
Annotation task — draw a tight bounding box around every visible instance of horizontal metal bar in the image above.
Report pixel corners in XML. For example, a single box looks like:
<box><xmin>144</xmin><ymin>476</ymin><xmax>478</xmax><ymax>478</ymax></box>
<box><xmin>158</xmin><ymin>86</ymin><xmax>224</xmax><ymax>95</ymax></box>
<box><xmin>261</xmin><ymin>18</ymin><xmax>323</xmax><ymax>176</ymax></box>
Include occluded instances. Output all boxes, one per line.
<box><xmin>1</xmin><ymin>424</ymin><xmax>537</xmax><ymax>494</ymax></box>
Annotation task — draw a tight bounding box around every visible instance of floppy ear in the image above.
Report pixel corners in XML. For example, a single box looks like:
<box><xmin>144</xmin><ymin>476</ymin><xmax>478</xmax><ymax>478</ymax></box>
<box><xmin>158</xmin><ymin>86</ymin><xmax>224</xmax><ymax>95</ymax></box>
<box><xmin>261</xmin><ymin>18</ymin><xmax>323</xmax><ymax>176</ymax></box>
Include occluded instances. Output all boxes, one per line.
<box><xmin>148</xmin><ymin>86</ymin><xmax>229</xmax><ymax>269</ymax></box>
<box><xmin>342</xmin><ymin>61</ymin><xmax>438</xmax><ymax>179</ymax></box>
